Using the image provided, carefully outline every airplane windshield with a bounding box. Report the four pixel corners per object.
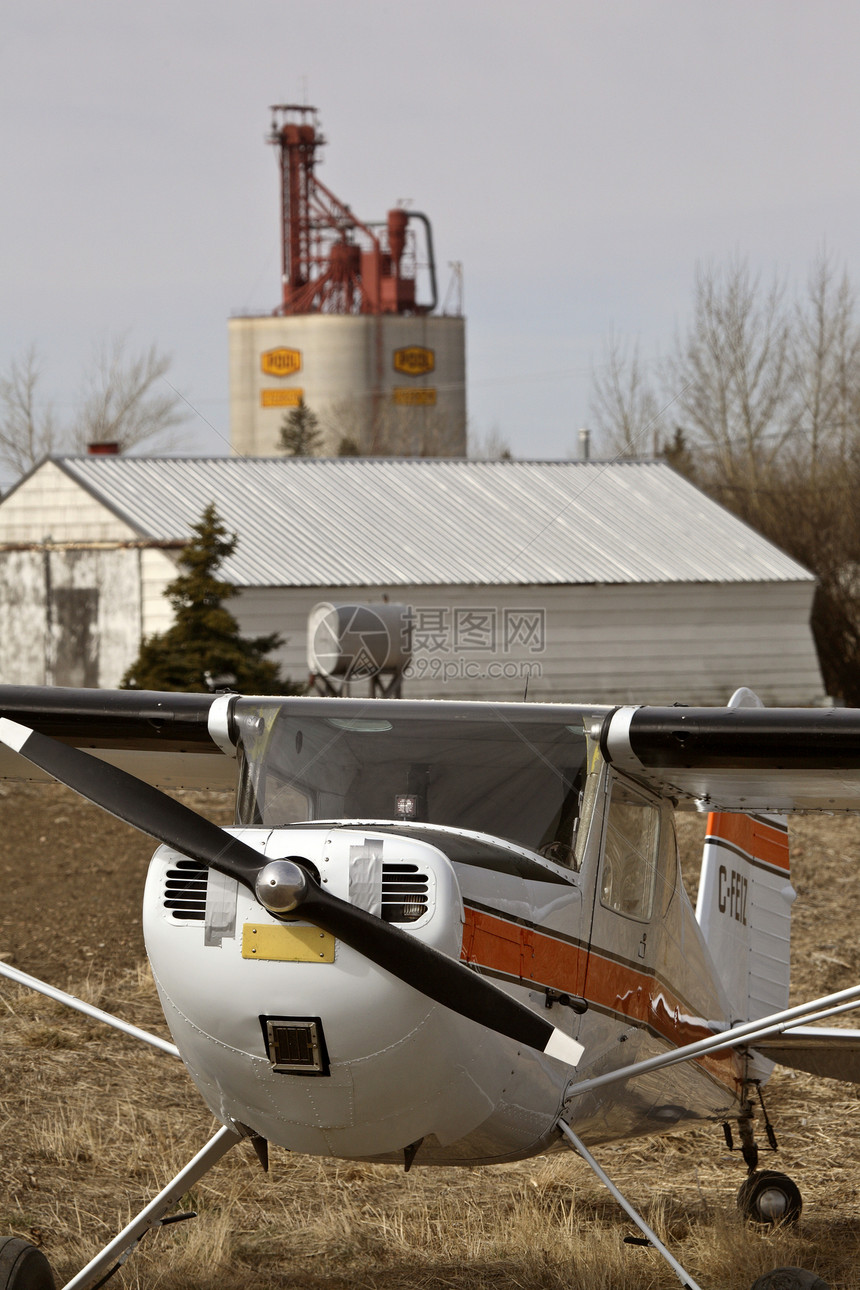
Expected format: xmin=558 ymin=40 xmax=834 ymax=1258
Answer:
xmin=234 ymin=701 xmax=590 ymax=863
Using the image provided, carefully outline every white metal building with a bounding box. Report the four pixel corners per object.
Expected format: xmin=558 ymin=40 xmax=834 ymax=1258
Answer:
xmin=0 ymin=456 xmax=825 ymax=704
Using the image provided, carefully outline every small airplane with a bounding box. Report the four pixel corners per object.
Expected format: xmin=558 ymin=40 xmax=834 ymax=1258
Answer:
xmin=2 ymin=680 xmax=860 ymax=1290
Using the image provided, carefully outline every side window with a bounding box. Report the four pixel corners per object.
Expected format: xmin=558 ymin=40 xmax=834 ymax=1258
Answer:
xmin=600 ymin=780 xmax=660 ymax=921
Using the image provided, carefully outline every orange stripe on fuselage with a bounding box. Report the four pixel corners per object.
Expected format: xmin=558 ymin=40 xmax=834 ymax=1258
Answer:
xmin=706 ymin=813 xmax=789 ymax=872
xmin=461 ymin=906 xmax=588 ymax=992
xmin=461 ymin=905 xmax=741 ymax=1092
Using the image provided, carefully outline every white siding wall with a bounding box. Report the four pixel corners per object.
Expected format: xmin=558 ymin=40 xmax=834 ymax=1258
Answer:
xmin=0 ymin=552 xmax=48 ymax=684
xmin=0 ymin=563 xmax=824 ymax=703
xmin=544 ymin=582 xmax=822 ymax=705
xmin=88 ymin=549 xmax=144 ymax=685
xmin=0 ymin=548 xmax=142 ymax=687
xmin=0 ymin=462 xmax=137 ymax=543
xmin=140 ymin=548 xmax=179 ymax=637
xmin=0 ymin=465 xmax=825 ymax=703
xmin=230 ymin=580 xmax=825 ymax=706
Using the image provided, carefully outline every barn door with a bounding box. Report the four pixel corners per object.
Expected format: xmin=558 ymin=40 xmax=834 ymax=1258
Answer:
xmin=51 ymin=587 xmax=99 ymax=687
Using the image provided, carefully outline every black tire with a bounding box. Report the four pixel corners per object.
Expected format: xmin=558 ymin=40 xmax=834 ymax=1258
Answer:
xmin=738 ymin=1170 xmax=802 ymax=1227
xmin=0 ymin=1239 xmax=55 ymax=1290
xmin=750 ymin=1268 xmax=830 ymax=1290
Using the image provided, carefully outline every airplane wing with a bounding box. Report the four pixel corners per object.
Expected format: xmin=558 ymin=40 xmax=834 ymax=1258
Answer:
xmin=754 ymin=1027 xmax=860 ymax=1083
xmin=0 ymin=685 xmax=235 ymax=790
xmin=600 ymin=705 xmax=860 ymax=812
xmin=5 ymin=687 xmax=860 ymax=807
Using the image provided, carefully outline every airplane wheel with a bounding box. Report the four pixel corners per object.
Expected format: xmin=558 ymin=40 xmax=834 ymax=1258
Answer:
xmin=738 ymin=1170 xmax=802 ymax=1227
xmin=750 ymin=1268 xmax=830 ymax=1290
xmin=0 ymin=1239 xmax=55 ymax=1290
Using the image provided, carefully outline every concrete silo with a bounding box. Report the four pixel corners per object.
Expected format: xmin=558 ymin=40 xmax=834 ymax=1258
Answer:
xmin=229 ymin=106 xmax=466 ymax=458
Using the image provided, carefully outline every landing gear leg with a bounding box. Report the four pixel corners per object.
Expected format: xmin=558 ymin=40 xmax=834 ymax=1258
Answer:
xmin=51 ymin=1119 xmax=241 ymax=1290
xmin=737 ymin=1095 xmax=760 ymax=1172
xmin=727 ymin=1088 xmax=820 ymax=1288
xmin=730 ymin=1083 xmax=803 ymax=1230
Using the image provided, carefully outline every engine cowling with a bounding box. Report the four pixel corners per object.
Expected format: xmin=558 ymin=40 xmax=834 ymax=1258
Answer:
xmin=143 ymin=825 xmax=512 ymax=1157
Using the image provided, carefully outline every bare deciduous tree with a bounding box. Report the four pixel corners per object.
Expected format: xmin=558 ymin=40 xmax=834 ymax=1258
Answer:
xmin=589 ymin=333 xmax=662 ymax=458
xmin=72 ymin=336 xmax=185 ymax=453
xmin=665 ymin=257 xmax=796 ymax=489
xmin=789 ymin=250 xmax=860 ymax=473
xmin=0 ymin=346 xmax=59 ymax=478
xmin=0 ymin=337 xmax=186 ymax=482
xmin=467 ymin=425 xmax=513 ymax=460
xmin=590 ymin=251 xmax=860 ymax=702
xmin=322 ymin=395 xmax=465 ymax=458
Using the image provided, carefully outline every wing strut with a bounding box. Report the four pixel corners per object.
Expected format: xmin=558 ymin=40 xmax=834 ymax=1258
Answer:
xmin=556 ymin=1121 xmax=704 ymax=1290
xmin=0 ymin=960 xmax=180 ymax=1058
xmin=564 ymin=981 xmax=860 ymax=1102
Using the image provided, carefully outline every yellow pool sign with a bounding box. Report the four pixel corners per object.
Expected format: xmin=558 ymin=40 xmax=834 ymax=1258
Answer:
xmin=393 ymin=346 xmax=435 ymax=377
xmin=261 ymin=388 xmax=304 ymax=408
xmin=393 ymin=387 xmax=437 ymax=406
xmin=261 ymin=348 xmax=302 ymax=377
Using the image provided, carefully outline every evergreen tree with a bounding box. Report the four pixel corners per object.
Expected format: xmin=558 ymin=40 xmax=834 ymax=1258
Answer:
xmin=336 ymin=433 xmax=361 ymax=457
xmin=121 ymin=503 xmax=290 ymax=693
xmin=658 ymin=427 xmax=697 ymax=482
xmin=279 ymin=398 xmax=323 ymax=456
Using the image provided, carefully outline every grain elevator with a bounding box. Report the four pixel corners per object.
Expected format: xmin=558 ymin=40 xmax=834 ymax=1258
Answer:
xmin=229 ymin=106 xmax=466 ymax=457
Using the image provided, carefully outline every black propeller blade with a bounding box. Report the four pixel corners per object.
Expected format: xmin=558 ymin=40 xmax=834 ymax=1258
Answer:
xmin=0 ymin=716 xmax=584 ymax=1068
xmin=0 ymin=718 xmax=264 ymax=885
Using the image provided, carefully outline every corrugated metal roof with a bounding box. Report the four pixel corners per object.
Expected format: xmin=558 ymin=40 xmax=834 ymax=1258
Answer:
xmin=54 ymin=457 xmax=813 ymax=588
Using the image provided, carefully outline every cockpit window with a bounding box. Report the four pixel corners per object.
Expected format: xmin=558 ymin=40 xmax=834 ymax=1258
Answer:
xmin=235 ymin=703 xmax=588 ymax=862
xmin=600 ymin=779 xmax=660 ymax=921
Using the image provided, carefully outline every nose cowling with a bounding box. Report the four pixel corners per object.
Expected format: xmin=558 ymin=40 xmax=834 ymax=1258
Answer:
xmin=143 ymin=826 xmax=511 ymax=1156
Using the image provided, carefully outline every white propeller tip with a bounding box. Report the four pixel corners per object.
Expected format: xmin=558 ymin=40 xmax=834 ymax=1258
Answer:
xmin=544 ymin=1029 xmax=585 ymax=1068
xmin=0 ymin=717 xmax=31 ymax=753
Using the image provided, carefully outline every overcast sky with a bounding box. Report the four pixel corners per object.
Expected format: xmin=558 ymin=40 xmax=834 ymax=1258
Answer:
xmin=3 ymin=1 xmax=860 ymax=472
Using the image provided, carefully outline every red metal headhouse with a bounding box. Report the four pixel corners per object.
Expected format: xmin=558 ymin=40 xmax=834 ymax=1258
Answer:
xmin=269 ymin=104 xmax=437 ymax=318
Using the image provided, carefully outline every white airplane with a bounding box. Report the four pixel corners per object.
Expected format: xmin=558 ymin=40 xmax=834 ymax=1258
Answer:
xmin=0 ymin=682 xmax=858 ymax=1290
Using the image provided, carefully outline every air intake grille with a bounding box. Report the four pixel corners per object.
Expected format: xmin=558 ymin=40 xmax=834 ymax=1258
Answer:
xmin=381 ymin=863 xmax=429 ymax=923
xmin=163 ymin=859 xmax=208 ymax=921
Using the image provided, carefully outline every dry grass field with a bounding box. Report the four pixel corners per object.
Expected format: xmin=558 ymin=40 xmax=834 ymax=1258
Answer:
xmin=2 ymin=782 xmax=860 ymax=1289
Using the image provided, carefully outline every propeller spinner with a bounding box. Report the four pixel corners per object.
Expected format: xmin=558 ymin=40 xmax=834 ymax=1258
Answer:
xmin=0 ymin=716 xmax=584 ymax=1068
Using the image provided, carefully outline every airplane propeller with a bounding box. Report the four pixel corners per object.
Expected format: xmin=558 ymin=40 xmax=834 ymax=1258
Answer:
xmin=0 ymin=717 xmax=584 ymax=1068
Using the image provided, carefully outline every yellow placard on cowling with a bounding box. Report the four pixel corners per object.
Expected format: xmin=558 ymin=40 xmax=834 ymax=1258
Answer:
xmin=242 ymin=923 xmax=335 ymax=962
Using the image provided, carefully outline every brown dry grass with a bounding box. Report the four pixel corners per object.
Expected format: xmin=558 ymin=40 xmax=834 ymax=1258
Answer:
xmin=2 ymin=788 xmax=860 ymax=1289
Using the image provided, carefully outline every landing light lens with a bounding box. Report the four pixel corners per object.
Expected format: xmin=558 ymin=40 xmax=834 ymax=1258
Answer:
xmin=263 ymin=1018 xmax=328 ymax=1075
